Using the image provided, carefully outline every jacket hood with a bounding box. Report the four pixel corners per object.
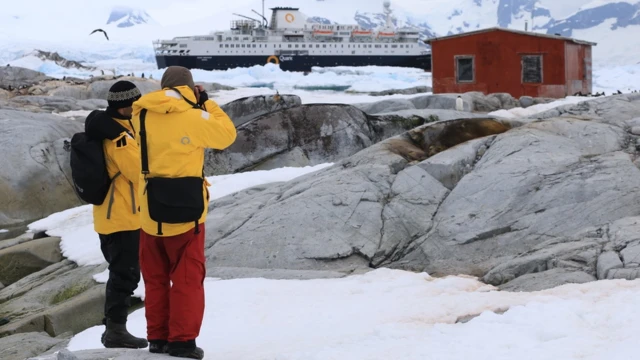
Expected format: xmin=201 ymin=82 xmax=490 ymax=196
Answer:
xmin=132 ymin=85 xmax=198 ymax=116
xmin=85 ymin=109 xmax=129 ymax=141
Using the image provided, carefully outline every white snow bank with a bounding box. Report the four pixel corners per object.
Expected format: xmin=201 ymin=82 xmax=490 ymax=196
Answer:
xmin=67 ymin=268 xmax=640 ymax=359
xmin=489 ymin=96 xmax=604 ymax=119
xmin=28 ymin=164 xmax=333 ymax=267
xmin=0 ymin=229 xmax=8 ymax=233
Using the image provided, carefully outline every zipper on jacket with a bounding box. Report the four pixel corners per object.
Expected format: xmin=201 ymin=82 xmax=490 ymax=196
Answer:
xmin=106 ymin=172 xmax=122 ymax=220
xmin=129 ymin=181 xmax=136 ymax=214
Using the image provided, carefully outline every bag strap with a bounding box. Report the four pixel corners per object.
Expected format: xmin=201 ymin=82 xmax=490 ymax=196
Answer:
xmin=139 ymin=109 xmax=149 ymax=175
xmin=169 ymin=87 xmax=201 ymax=109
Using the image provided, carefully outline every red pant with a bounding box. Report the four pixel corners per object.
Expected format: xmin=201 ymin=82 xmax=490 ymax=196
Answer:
xmin=139 ymin=226 xmax=206 ymax=342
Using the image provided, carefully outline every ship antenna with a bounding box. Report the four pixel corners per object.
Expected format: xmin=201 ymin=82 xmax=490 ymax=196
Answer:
xmin=383 ymin=0 xmax=392 ymax=28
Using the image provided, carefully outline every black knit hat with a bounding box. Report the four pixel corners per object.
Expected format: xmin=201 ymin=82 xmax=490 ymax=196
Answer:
xmin=107 ymin=81 xmax=142 ymax=109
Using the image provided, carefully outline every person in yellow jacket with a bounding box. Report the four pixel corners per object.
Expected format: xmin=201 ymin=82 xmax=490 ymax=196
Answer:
xmin=130 ymin=66 xmax=236 ymax=359
xmin=84 ymin=80 xmax=148 ymax=349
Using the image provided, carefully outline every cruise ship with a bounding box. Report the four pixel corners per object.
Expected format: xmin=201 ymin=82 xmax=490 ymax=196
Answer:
xmin=152 ymin=1 xmax=431 ymax=72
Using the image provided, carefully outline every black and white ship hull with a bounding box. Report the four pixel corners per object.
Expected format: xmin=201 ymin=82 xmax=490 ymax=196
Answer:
xmin=153 ymin=3 xmax=432 ymax=73
xmin=155 ymin=54 xmax=432 ymax=72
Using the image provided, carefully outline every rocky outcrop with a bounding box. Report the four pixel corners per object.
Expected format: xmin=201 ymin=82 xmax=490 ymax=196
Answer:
xmin=0 ymin=237 xmax=63 ymax=286
xmin=204 ymin=103 xmax=443 ymax=175
xmin=0 ymin=332 xmax=71 ymax=360
xmin=220 ymin=94 xmax=302 ymax=127
xmin=349 ymin=86 xmax=433 ymax=96
xmin=8 ymin=96 xmax=107 ymax=113
xmin=0 ymin=110 xmax=82 ymax=229
xmin=0 ymin=259 xmax=106 ymax=338
xmin=0 ymin=67 xmax=52 ymax=90
xmin=199 ymin=94 xmax=640 ymax=291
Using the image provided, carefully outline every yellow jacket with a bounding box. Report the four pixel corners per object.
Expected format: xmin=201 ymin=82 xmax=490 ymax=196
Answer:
xmin=85 ymin=110 xmax=141 ymax=235
xmin=131 ymin=86 xmax=237 ymax=237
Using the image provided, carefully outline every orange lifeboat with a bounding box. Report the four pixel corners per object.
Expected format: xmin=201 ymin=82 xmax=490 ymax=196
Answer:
xmin=352 ymin=29 xmax=373 ymax=36
xmin=377 ymin=31 xmax=396 ymax=37
xmin=313 ymin=29 xmax=334 ymax=36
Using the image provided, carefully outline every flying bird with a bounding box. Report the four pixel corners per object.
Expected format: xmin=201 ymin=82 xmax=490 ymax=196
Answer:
xmin=90 ymin=29 xmax=109 ymax=40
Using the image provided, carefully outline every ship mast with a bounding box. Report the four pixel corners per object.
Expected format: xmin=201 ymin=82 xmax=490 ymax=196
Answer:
xmin=383 ymin=0 xmax=393 ymax=28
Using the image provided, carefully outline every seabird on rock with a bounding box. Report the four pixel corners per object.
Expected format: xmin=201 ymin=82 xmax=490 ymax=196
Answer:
xmin=455 ymin=95 xmax=464 ymax=111
xmin=90 ymin=28 xmax=109 ymax=40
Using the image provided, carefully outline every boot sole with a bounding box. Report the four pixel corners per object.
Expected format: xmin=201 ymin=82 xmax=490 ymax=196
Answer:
xmin=103 ymin=341 xmax=149 ymax=349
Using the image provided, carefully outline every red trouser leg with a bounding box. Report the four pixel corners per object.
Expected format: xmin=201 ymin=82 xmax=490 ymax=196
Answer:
xmin=163 ymin=226 xmax=206 ymax=342
xmin=140 ymin=230 xmax=171 ymax=341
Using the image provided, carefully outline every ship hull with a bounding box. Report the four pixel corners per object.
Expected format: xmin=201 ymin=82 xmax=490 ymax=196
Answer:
xmin=155 ymin=54 xmax=431 ymax=72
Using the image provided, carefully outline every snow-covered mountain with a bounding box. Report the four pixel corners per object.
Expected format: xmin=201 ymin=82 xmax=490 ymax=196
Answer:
xmin=106 ymin=6 xmax=155 ymax=28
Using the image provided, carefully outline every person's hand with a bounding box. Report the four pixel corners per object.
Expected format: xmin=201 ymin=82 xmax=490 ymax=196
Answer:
xmin=195 ymin=85 xmax=208 ymax=106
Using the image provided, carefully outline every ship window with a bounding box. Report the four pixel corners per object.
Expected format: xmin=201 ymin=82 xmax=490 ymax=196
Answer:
xmin=323 ymin=45 xmax=326 ymax=48
xmin=180 ymin=44 xmax=187 ymax=48
xmin=316 ymin=44 xmax=320 ymax=48
xmin=522 ymin=55 xmax=543 ymax=83
xmin=220 ymin=44 xmax=223 ymax=48
xmin=391 ymin=45 xmax=397 ymax=48
xmin=253 ymin=44 xmax=256 ymax=48
xmin=456 ymin=56 xmax=475 ymax=83
xmin=295 ymin=45 xmax=299 ymax=48
xmin=241 ymin=44 xmax=245 ymax=48
xmin=385 ymin=45 xmax=388 ymax=48
xmin=302 ymin=44 xmax=305 ymax=48
xmin=288 ymin=44 xmax=292 ymax=48
xmin=225 ymin=44 xmax=229 ymax=48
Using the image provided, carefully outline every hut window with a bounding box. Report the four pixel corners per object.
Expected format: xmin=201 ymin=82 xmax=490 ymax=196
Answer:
xmin=456 ymin=56 xmax=474 ymax=82
xmin=522 ymin=55 xmax=543 ymax=83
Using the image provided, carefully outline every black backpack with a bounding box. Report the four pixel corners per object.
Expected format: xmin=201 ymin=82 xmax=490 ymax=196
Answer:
xmin=70 ymin=132 xmax=112 ymax=205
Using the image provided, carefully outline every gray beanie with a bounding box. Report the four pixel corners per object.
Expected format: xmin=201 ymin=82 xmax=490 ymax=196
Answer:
xmin=160 ymin=66 xmax=195 ymax=92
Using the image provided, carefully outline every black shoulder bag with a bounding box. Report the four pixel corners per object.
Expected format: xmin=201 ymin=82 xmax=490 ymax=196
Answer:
xmin=139 ymin=106 xmax=204 ymax=236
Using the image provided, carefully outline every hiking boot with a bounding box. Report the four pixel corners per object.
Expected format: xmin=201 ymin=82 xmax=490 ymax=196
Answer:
xmin=167 ymin=340 xmax=204 ymax=359
xmin=102 ymin=319 xmax=148 ymax=349
xmin=149 ymin=339 xmax=169 ymax=354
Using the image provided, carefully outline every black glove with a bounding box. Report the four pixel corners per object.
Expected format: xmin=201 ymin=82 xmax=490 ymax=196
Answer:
xmin=197 ymin=90 xmax=209 ymax=107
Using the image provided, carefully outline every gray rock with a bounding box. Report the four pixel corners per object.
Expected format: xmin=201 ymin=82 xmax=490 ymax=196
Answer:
xmin=352 ymin=85 xmax=433 ymax=96
xmin=410 ymin=94 xmax=472 ymax=112
xmin=0 ymin=332 xmax=67 ymax=360
xmin=0 ymin=260 xmax=106 ymax=337
xmin=0 ymin=237 xmax=63 ymax=286
xmin=88 ymin=78 xmax=159 ymax=100
xmin=8 ymin=96 xmax=107 ymax=112
xmin=489 ymin=93 xmax=520 ymax=110
xmin=205 ymin=103 xmax=436 ymax=175
xmin=631 ymin=126 xmax=640 ymax=136
xmin=596 ymin=251 xmax=624 ymax=279
xmin=606 ymin=267 xmax=640 ymax=280
xmin=606 ymin=216 xmax=640 ymax=251
xmin=624 ymin=117 xmax=640 ymax=128
xmin=498 ymin=268 xmax=596 ymax=292
xmin=249 ymin=146 xmax=311 ymax=172
xmin=418 ymin=136 xmax=496 ymax=190
xmin=220 ymin=94 xmax=302 ymax=127
xmin=204 ymin=118 xmax=511 ymax=273
xmin=519 ymin=96 xmax=534 ymax=108
xmin=55 ymin=349 xmax=80 ymax=360
xmin=621 ymin=245 xmax=640 ymax=267
xmin=0 ymin=67 xmax=52 ymax=90
xmin=39 ymin=348 xmax=164 ymax=360
xmin=0 ymin=280 xmax=4 ymax=290
xmin=0 ymin=110 xmax=83 ymax=229
xmin=354 ymin=98 xmax=417 ymax=114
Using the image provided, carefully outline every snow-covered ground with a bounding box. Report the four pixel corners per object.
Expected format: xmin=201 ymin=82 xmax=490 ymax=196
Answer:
xmin=67 ymin=268 xmax=640 ymax=359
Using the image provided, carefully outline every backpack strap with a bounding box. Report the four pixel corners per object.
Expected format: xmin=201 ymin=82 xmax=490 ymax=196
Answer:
xmin=139 ymin=109 xmax=163 ymax=235
xmin=139 ymin=109 xmax=149 ymax=176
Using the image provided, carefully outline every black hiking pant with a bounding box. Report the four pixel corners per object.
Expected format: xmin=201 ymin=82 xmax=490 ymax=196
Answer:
xmin=99 ymin=229 xmax=141 ymax=325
